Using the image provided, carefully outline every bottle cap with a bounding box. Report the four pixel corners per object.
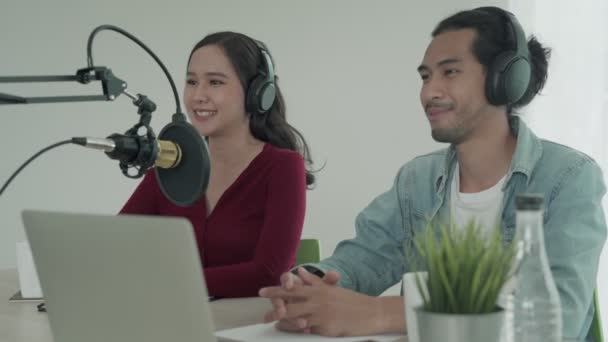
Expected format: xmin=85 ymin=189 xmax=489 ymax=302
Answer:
xmin=516 ymin=193 xmax=544 ymax=210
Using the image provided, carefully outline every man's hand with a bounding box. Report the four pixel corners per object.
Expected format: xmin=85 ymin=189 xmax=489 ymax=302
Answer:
xmin=259 ymin=267 xmax=388 ymax=337
xmin=261 ymin=267 xmax=340 ymax=333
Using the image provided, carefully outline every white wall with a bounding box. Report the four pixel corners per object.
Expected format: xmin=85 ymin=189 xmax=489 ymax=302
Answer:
xmin=1 ymin=0 xmax=507 ymax=270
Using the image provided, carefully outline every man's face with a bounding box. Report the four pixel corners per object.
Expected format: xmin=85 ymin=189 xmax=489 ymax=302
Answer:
xmin=418 ymin=29 xmax=492 ymax=144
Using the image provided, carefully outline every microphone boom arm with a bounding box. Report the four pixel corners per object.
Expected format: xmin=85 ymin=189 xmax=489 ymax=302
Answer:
xmin=0 ymin=67 xmax=127 ymax=105
xmin=0 ymin=65 xmax=160 ymax=179
xmin=0 ymin=25 xmax=209 ymax=206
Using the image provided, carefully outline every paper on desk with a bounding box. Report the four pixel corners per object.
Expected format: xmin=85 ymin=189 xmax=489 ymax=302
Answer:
xmin=215 ymin=322 xmax=404 ymax=341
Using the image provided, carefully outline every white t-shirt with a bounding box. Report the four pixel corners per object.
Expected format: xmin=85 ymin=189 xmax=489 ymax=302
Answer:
xmin=450 ymin=163 xmax=507 ymax=234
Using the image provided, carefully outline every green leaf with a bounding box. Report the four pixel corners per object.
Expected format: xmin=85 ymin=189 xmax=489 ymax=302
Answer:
xmin=413 ymin=218 xmax=514 ymax=314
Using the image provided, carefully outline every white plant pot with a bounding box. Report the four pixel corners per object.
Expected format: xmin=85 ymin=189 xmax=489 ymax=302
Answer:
xmin=415 ymin=307 xmax=506 ymax=342
xmin=402 ymin=272 xmax=428 ymax=342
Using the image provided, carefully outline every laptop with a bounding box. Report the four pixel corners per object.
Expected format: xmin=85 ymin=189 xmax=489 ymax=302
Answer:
xmin=22 ymin=210 xmax=216 ymax=342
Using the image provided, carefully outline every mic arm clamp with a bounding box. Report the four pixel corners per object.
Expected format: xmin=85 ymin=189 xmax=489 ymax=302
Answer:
xmin=113 ymin=91 xmax=159 ymax=179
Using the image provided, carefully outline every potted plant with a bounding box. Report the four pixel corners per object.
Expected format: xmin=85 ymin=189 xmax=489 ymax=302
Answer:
xmin=411 ymin=220 xmax=516 ymax=342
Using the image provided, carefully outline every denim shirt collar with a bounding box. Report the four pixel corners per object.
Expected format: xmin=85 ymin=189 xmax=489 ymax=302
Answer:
xmin=506 ymin=116 xmax=543 ymax=185
xmin=433 ymin=115 xmax=543 ymax=195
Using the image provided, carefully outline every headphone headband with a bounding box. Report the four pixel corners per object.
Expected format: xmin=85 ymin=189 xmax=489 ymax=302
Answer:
xmin=254 ymin=40 xmax=275 ymax=83
xmin=474 ymin=6 xmax=532 ymax=105
xmin=246 ymin=39 xmax=277 ymax=114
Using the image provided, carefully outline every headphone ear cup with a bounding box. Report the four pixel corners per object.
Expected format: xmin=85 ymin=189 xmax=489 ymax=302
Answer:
xmin=246 ymin=75 xmax=276 ymax=115
xmin=246 ymin=75 xmax=264 ymax=114
xmin=258 ymin=80 xmax=276 ymax=113
xmin=502 ymin=56 xmax=531 ymax=104
xmin=485 ymin=51 xmax=515 ymax=105
xmin=486 ymin=51 xmax=532 ymax=106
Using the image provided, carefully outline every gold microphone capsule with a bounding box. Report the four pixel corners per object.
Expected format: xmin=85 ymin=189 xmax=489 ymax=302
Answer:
xmin=155 ymin=140 xmax=182 ymax=169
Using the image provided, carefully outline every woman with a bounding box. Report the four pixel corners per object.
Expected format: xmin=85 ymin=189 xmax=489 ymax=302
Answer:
xmin=120 ymin=31 xmax=314 ymax=297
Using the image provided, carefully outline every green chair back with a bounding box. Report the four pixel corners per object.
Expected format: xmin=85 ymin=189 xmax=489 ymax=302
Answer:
xmin=295 ymin=239 xmax=321 ymax=265
xmin=591 ymin=290 xmax=603 ymax=342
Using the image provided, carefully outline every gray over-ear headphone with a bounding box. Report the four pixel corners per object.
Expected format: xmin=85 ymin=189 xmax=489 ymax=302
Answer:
xmin=245 ymin=40 xmax=277 ymax=115
xmin=476 ymin=7 xmax=531 ymax=106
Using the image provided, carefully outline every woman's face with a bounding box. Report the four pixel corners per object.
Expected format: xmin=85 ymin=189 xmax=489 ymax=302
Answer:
xmin=184 ymin=44 xmax=248 ymax=138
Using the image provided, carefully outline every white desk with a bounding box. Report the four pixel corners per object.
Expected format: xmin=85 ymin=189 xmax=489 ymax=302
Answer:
xmin=0 ymin=268 xmax=272 ymax=341
xmin=0 ymin=269 xmax=407 ymax=342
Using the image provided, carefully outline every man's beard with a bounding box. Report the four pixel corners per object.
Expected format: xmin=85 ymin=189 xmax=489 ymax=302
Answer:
xmin=431 ymin=125 xmax=471 ymax=144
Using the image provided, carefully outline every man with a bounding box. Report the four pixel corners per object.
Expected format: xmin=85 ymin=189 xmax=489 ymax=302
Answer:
xmin=260 ymin=7 xmax=606 ymax=340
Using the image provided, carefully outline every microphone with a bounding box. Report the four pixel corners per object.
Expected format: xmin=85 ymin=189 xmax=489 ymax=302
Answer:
xmin=71 ymin=115 xmax=210 ymax=207
xmin=71 ymin=135 xmax=182 ymax=168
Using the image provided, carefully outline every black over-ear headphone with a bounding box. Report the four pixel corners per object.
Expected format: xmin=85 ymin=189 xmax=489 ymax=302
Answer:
xmin=475 ymin=7 xmax=531 ymax=106
xmin=246 ymin=40 xmax=277 ymax=115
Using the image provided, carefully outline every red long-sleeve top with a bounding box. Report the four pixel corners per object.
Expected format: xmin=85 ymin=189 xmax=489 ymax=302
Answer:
xmin=119 ymin=143 xmax=306 ymax=297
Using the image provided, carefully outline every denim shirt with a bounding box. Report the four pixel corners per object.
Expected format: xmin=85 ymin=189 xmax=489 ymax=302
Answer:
xmin=313 ymin=117 xmax=606 ymax=341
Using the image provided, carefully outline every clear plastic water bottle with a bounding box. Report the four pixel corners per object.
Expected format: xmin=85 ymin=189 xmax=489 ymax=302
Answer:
xmin=512 ymin=194 xmax=562 ymax=341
